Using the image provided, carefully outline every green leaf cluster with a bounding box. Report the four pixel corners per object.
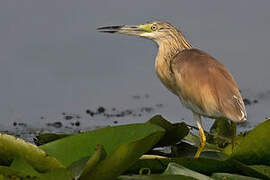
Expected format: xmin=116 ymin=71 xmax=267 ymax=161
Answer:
xmin=0 ymin=115 xmax=269 ymax=180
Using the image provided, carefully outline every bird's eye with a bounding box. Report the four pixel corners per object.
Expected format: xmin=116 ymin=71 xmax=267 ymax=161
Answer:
xmin=151 ymin=24 xmax=158 ymax=31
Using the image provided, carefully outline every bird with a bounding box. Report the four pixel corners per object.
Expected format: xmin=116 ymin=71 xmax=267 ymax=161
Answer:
xmin=97 ymin=20 xmax=247 ymax=158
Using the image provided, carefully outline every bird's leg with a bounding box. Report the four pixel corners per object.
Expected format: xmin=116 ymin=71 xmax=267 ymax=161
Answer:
xmin=231 ymin=121 xmax=237 ymax=152
xmin=194 ymin=113 xmax=206 ymax=158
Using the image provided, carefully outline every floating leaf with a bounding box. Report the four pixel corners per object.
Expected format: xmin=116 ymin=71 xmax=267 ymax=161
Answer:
xmin=171 ymin=141 xmax=226 ymax=158
xmin=119 ymin=174 xmax=196 ymax=180
xmin=10 ymin=157 xmax=39 ymax=177
xmin=0 ymin=159 xmax=72 ymax=180
xmin=34 ymin=133 xmax=70 ymax=146
xmin=127 ymin=157 xmax=268 ymax=179
xmin=163 ymin=162 xmax=212 ymax=180
xmin=208 ymin=118 xmax=235 ymax=148
xmin=211 ymin=173 xmax=261 ymax=180
xmin=0 ymin=166 xmax=30 ymax=179
xmin=223 ymin=132 xmax=247 ymax=155
xmin=0 ymin=133 xmax=64 ymax=172
xmin=37 ymin=168 xmax=72 ymax=180
xmin=171 ymin=142 xmax=198 ymax=157
xmin=146 ymin=115 xmax=189 ymax=147
xmin=67 ymin=157 xmax=89 ymax=178
xmin=249 ymin=165 xmax=270 ymax=178
xmin=183 ymin=132 xmax=221 ymax=153
xmin=82 ymin=130 xmax=164 ymax=180
xmin=40 ymin=124 xmax=164 ymax=167
xmin=79 ymin=144 xmax=106 ymax=180
xmin=229 ymin=119 xmax=270 ymax=165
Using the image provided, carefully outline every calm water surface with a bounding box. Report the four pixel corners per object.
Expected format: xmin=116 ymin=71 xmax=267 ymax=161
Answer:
xmin=0 ymin=0 xmax=270 ymax=135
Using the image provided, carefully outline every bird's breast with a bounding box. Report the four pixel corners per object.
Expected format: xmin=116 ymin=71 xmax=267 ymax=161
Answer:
xmin=155 ymin=57 xmax=178 ymax=94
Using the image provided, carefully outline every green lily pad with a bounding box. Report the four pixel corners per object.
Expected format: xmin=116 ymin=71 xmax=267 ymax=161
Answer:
xmin=146 ymin=115 xmax=189 ymax=147
xmin=76 ymin=144 xmax=105 ymax=179
xmin=211 ymin=173 xmax=261 ymax=180
xmin=0 ymin=133 xmax=64 ymax=172
xmin=183 ymin=132 xmax=221 ymax=153
xmin=0 ymin=166 xmax=31 ymax=179
xmin=127 ymin=156 xmax=268 ymax=179
xmin=40 ymin=123 xmax=164 ymax=167
xmin=249 ymin=165 xmax=270 ymax=178
xmin=223 ymin=132 xmax=247 ymax=155
xmin=119 ymin=174 xmax=197 ymax=180
xmin=10 ymin=157 xmax=40 ymax=177
xmin=34 ymin=133 xmax=70 ymax=146
xmin=208 ymin=118 xmax=235 ymax=148
xmin=0 ymin=158 xmax=72 ymax=180
xmin=163 ymin=162 xmax=212 ymax=180
xmin=83 ymin=130 xmax=164 ymax=180
xmin=229 ymin=119 xmax=270 ymax=165
xmin=67 ymin=157 xmax=89 ymax=178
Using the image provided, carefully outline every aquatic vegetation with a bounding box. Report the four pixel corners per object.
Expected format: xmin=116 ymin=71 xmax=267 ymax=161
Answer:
xmin=0 ymin=115 xmax=269 ymax=179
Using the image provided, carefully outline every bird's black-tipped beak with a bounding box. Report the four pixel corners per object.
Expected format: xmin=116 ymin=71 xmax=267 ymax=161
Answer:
xmin=97 ymin=25 xmax=125 ymax=33
xmin=97 ymin=25 xmax=147 ymax=36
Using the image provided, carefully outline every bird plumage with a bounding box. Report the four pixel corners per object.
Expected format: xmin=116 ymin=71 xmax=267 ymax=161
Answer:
xmin=98 ymin=20 xmax=247 ymax=157
xmin=170 ymin=49 xmax=247 ymax=122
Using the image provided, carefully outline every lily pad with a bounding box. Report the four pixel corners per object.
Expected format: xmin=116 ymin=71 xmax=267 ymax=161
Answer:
xmin=249 ymin=165 xmax=270 ymax=178
xmin=0 ymin=166 xmax=31 ymax=179
xmin=146 ymin=115 xmax=189 ymax=147
xmin=84 ymin=131 xmax=164 ymax=180
xmin=0 ymin=133 xmax=64 ymax=172
xmin=40 ymin=123 xmax=164 ymax=167
xmin=208 ymin=118 xmax=235 ymax=148
xmin=78 ymin=144 xmax=106 ymax=179
xmin=229 ymin=119 xmax=270 ymax=165
xmin=34 ymin=133 xmax=70 ymax=146
xmin=211 ymin=173 xmax=261 ymax=180
xmin=183 ymin=132 xmax=221 ymax=153
xmin=163 ymin=162 xmax=212 ymax=180
xmin=10 ymin=157 xmax=40 ymax=177
xmin=119 ymin=174 xmax=197 ymax=180
xmin=0 ymin=158 xmax=72 ymax=180
xmin=127 ymin=156 xmax=268 ymax=179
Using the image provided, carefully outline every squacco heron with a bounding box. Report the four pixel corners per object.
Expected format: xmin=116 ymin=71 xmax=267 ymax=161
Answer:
xmin=97 ymin=20 xmax=247 ymax=158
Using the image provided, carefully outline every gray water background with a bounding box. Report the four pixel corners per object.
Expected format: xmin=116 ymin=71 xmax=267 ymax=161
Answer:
xmin=0 ymin=0 xmax=270 ymax=134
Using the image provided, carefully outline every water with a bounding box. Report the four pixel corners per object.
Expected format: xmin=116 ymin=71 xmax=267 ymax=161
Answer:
xmin=0 ymin=0 xmax=269 ymax=136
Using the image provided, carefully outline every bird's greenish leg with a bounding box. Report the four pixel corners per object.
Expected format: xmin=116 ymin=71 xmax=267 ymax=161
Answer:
xmin=194 ymin=113 xmax=206 ymax=158
xmin=231 ymin=121 xmax=237 ymax=152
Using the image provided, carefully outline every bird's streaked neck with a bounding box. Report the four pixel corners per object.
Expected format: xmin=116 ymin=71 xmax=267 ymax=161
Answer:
xmin=155 ymin=30 xmax=192 ymax=62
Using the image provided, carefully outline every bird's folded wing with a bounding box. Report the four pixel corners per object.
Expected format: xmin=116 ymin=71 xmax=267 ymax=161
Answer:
xmin=171 ymin=49 xmax=247 ymax=122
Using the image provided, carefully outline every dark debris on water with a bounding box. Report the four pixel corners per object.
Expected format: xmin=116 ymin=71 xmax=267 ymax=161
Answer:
xmin=132 ymin=94 xmax=150 ymax=100
xmin=85 ymin=104 xmax=162 ymax=118
xmin=62 ymin=113 xmax=81 ymax=120
xmin=243 ymin=98 xmax=258 ymax=106
xmin=13 ymin=122 xmax=27 ymax=127
xmin=46 ymin=122 xmax=63 ymax=128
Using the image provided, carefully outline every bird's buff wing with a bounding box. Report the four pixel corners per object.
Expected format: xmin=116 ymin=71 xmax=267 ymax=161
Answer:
xmin=171 ymin=49 xmax=247 ymax=122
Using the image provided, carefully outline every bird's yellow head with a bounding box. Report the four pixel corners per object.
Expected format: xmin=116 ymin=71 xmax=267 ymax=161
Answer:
xmin=97 ymin=20 xmax=179 ymax=44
